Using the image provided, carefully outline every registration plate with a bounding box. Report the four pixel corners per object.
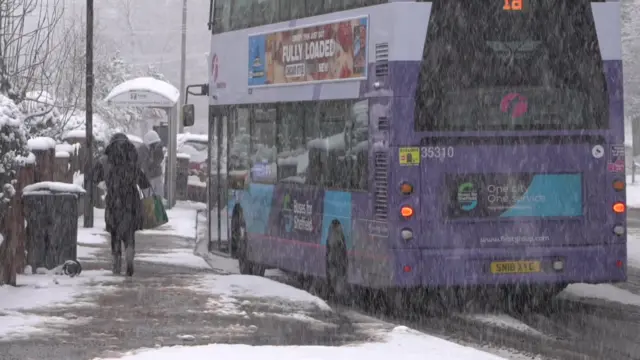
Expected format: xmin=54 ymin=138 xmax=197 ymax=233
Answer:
xmin=490 ymin=261 xmax=541 ymax=274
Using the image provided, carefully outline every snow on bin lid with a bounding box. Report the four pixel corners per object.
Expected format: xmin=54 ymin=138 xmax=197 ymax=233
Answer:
xmin=55 ymin=151 xmax=70 ymax=158
xmin=23 ymin=181 xmax=85 ymax=195
xmin=27 ymin=137 xmax=56 ymax=151
xmin=177 ymin=152 xmax=191 ymax=159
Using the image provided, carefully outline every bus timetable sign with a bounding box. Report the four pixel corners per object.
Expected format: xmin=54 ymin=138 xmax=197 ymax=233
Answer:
xmin=247 ymin=16 xmax=368 ymax=87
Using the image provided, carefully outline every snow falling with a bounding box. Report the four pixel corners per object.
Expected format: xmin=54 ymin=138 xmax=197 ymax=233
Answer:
xmin=1 ymin=1 xmax=640 ymax=360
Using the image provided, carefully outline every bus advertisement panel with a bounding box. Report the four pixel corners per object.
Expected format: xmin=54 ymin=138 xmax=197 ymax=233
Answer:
xmin=248 ymin=17 xmax=368 ymax=87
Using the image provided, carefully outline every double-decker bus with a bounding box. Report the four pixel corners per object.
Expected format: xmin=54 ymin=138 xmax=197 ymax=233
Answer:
xmin=196 ymin=0 xmax=626 ymax=309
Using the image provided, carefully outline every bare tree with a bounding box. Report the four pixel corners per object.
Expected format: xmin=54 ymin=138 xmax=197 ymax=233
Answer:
xmin=0 ymin=0 xmax=67 ymax=101
xmin=20 ymin=9 xmax=115 ymax=139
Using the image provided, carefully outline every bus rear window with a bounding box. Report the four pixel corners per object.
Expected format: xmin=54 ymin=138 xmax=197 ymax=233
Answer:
xmin=414 ymin=0 xmax=609 ymax=132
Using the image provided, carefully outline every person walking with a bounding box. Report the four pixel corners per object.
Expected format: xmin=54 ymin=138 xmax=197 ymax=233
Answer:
xmin=93 ymin=133 xmax=151 ymax=276
xmin=139 ymin=130 xmax=165 ymax=198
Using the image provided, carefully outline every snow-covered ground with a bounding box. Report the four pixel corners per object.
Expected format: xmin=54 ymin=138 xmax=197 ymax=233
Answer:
xmin=136 ymin=248 xmax=211 ymax=270
xmin=94 ymin=325 xmax=506 ymax=360
xmin=562 ymin=283 xmax=640 ymax=307
xmin=0 ymin=270 xmax=123 ymax=341
xmin=190 ymin=274 xmax=331 ymax=313
xmin=79 ymin=201 xmax=204 ymax=241
xmin=136 ymin=201 xmax=205 ymax=239
xmin=627 ymin=175 xmax=640 ymax=208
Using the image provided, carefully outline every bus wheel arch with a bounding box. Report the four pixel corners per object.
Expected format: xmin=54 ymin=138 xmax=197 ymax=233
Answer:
xmin=325 ymin=220 xmax=350 ymax=300
xmin=231 ymin=205 xmax=265 ymax=276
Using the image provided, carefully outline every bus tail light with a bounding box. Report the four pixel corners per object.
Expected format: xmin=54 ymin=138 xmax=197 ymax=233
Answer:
xmin=613 ymin=202 xmax=626 ymax=214
xmin=613 ymin=179 xmax=625 ymax=192
xmin=401 ymin=229 xmax=413 ymax=240
xmin=400 ymin=183 xmax=414 ymax=195
xmin=613 ymin=225 xmax=625 ymax=236
xmin=400 ymin=206 xmax=414 ymax=218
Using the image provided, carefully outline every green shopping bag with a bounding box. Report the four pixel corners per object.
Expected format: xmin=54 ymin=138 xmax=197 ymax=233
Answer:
xmin=141 ymin=193 xmax=169 ymax=229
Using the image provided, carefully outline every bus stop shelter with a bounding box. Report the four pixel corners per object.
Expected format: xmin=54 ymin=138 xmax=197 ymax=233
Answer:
xmin=104 ymin=77 xmax=180 ymax=209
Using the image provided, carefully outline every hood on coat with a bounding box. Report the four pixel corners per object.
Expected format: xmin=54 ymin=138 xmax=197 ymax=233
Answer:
xmin=143 ymin=130 xmax=161 ymax=146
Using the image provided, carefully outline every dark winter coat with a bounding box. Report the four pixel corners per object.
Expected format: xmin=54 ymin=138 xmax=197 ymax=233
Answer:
xmin=138 ymin=142 xmax=164 ymax=179
xmin=93 ymin=136 xmax=150 ymax=234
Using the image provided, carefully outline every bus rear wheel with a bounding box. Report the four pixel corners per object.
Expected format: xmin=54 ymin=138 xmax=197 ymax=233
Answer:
xmin=232 ymin=209 xmax=265 ymax=276
xmin=326 ymin=223 xmax=350 ymax=301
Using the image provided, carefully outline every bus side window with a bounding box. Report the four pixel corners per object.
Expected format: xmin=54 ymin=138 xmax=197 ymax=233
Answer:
xmin=306 ymin=0 xmax=323 ymax=17
xmin=306 ymin=148 xmax=324 ymax=187
xmin=347 ymin=99 xmax=369 ymax=191
xmin=213 ymin=0 xmax=231 ymax=33
xmin=277 ymin=103 xmax=308 ymax=183
xmin=250 ymin=105 xmax=277 ymax=184
xmin=323 ymin=0 xmax=344 ymax=13
xmin=231 ymin=0 xmax=251 ymax=30
xmin=252 ymin=0 xmax=278 ymax=27
xmin=279 ymin=0 xmax=290 ymax=23
xmin=291 ymin=1 xmax=305 ymax=20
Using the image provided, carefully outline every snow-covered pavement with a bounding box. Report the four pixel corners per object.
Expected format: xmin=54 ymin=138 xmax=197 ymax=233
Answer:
xmin=5 ymin=197 xmax=640 ymax=359
xmin=93 ymin=326 xmax=506 ymax=360
xmin=0 ymin=200 xmax=522 ymax=360
xmin=0 ymin=270 xmax=124 ymax=341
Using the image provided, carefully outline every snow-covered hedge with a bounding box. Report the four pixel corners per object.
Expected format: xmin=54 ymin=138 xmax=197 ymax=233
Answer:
xmin=0 ymin=94 xmax=29 ymax=191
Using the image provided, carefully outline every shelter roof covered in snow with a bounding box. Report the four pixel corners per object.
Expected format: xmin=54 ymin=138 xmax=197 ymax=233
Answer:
xmin=104 ymin=77 xmax=180 ymax=107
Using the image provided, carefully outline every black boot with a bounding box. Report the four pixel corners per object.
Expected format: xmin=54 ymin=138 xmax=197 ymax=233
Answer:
xmin=125 ymin=246 xmax=135 ymax=276
xmin=112 ymin=253 xmax=121 ymax=275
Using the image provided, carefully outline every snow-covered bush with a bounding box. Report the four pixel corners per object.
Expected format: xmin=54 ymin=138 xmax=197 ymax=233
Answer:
xmin=0 ymin=94 xmax=28 ymax=245
xmin=19 ymin=90 xmax=69 ymax=139
xmin=0 ymin=94 xmax=29 ymax=189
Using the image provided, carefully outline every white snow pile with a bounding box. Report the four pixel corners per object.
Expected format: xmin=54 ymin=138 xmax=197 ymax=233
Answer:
xmin=27 ymin=136 xmax=56 ymax=151
xmin=20 ymin=91 xmax=63 ymax=127
xmin=0 ymin=95 xmax=23 ymax=128
xmin=61 ymin=112 xmax=113 ymax=143
xmin=16 ymin=152 xmax=36 ymax=166
xmin=0 ymin=270 xmax=124 ymax=341
xmin=190 ymin=273 xmax=331 ymax=313
xmin=56 ymin=142 xmax=79 ymax=156
xmin=23 ymin=181 xmax=85 ymax=195
xmin=188 ymin=175 xmax=206 ymax=187
xmin=93 ymin=325 xmax=507 ymax=360
xmin=0 ymin=94 xmax=29 ymax=180
xmin=105 ymin=77 xmax=180 ymax=105
xmin=177 ymin=133 xmax=208 ymax=145
xmin=136 ymin=201 xmax=201 ymax=239
xmin=136 ymin=248 xmax=210 ymax=270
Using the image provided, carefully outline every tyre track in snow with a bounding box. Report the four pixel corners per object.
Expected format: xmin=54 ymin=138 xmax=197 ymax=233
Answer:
xmin=270 ymin=273 xmax=640 ymax=360
xmin=508 ymin=296 xmax=640 ymax=359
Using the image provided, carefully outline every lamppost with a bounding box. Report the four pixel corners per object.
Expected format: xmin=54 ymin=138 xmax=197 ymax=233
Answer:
xmin=83 ymin=0 xmax=95 ymax=228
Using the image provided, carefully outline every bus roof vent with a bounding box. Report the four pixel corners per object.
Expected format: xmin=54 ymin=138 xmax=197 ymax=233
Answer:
xmin=373 ymin=151 xmax=389 ymax=220
xmin=375 ymin=43 xmax=389 ymax=78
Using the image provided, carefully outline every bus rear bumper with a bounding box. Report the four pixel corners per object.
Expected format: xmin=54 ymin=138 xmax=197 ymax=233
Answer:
xmin=392 ymin=244 xmax=627 ymax=287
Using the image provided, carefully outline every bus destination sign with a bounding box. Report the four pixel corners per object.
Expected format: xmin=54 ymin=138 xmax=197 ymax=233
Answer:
xmin=247 ymin=16 xmax=368 ymax=87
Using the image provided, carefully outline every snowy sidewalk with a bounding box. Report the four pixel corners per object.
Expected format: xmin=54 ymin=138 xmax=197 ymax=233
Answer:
xmin=0 ymin=203 xmax=363 ymax=360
